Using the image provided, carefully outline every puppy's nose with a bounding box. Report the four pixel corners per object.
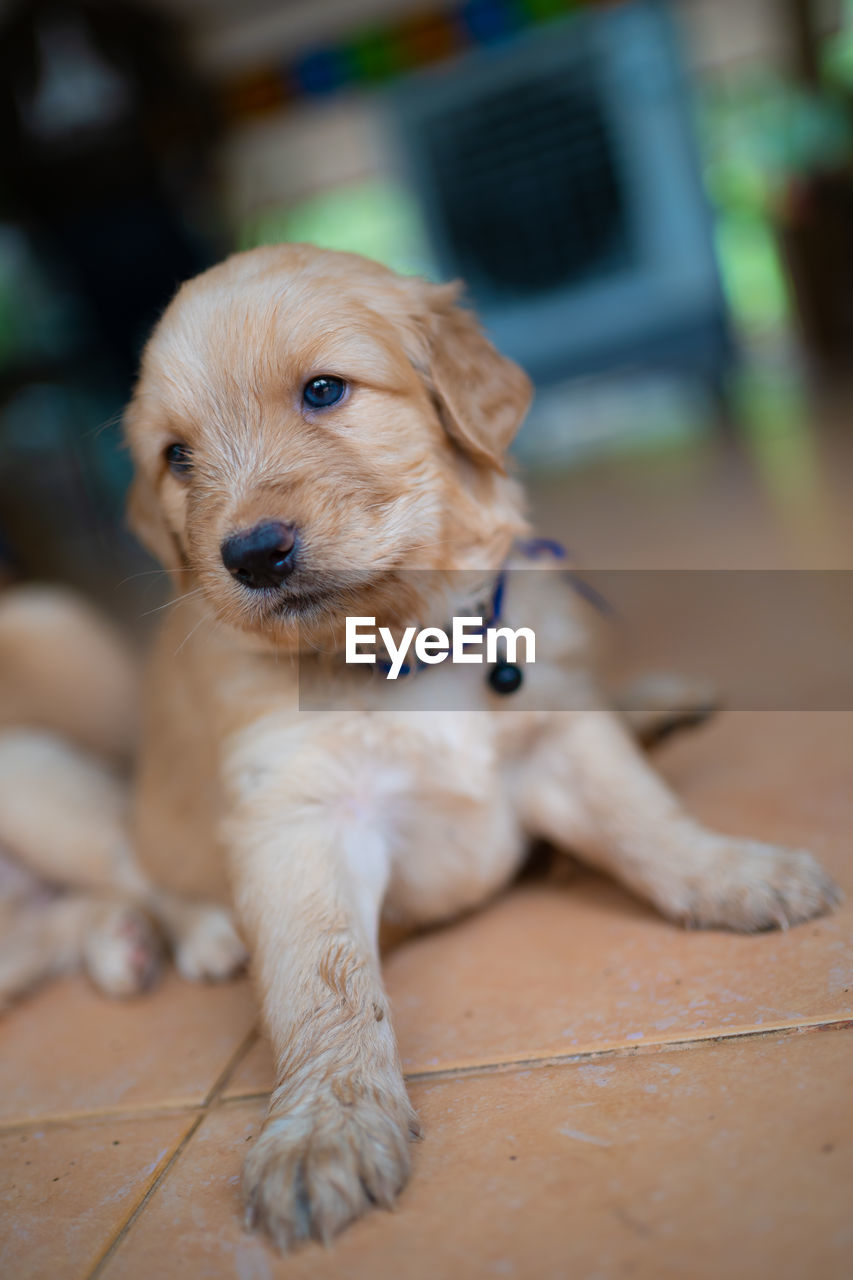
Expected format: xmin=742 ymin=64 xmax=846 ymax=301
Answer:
xmin=220 ymin=521 xmax=297 ymax=590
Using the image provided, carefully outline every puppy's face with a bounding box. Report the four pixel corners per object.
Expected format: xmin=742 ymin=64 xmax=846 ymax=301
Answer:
xmin=125 ymin=245 xmax=531 ymax=648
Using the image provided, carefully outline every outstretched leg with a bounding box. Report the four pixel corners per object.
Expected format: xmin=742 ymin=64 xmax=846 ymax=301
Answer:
xmin=518 ymin=710 xmax=840 ymax=931
xmin=224 ymin=730 xmax=417 ymax=1251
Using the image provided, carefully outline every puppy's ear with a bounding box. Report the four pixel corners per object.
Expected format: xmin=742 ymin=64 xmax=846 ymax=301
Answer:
xmin=416 ymin=282 xmax=533 ymax=471
xmin=127 ymin=471 xmax=182 ymax=571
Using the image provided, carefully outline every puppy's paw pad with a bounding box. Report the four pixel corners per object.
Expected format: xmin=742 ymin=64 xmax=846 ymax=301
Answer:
xmin=242 ymin=1089 xmax=417 ymax=1251
xmin=680 ymin=839 xmax=842 ymax=933
xmin=84 ymin=905 xmax=162 ymax=997
xmin=175 ymin=906 xmax=247 ymax=982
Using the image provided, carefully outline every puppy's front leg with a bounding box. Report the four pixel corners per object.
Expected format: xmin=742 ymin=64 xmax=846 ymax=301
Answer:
xmin=225 ymin=783 xmax=418 ymax=1251
xmin=521 ymin=711 xmax=840 ymax=931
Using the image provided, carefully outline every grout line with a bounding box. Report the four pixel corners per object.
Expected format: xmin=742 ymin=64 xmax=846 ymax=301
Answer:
xmin=86 ymin=1026 xmax=259 ymax=1280
xmin=400 ymin=1017 xmax=853 ymax=1085
xmin=205 ymin=1015 xmax=853 ymax=1101
xmin=0 ymin=1101 xmax=204 ymax=1135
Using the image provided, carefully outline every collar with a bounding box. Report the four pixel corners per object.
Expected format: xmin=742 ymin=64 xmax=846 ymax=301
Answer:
xmin=376 ymin=537 xmax=572 ymax=680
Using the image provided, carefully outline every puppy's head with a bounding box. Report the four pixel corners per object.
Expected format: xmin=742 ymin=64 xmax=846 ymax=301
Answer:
xmin=125 ymin=244 xmax=531 ymax=647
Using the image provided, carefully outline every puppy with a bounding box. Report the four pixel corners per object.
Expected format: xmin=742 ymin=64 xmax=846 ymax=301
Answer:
xmin=3 ymin=244 xmax=837 ymax=1251
xmin=114 ymin=243 xmax=841 ymax=1249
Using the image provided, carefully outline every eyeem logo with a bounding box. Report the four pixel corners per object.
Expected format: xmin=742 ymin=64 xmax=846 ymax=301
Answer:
xmin=346 ymin=617 xmax=536 ymax=680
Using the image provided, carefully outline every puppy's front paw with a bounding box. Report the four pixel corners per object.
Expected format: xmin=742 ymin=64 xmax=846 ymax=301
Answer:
xmin=243 ymin=1085 xmax=420 ymax=1252
xmin=675 ymin=837 xmax=842 ymax=932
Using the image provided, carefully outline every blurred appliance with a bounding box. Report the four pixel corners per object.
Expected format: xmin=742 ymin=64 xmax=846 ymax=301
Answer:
xmin=390 ymin=1 xmax=729 ymax=393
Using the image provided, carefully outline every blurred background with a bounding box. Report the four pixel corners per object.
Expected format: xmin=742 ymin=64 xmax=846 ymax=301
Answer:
xmin=0 ymin=0 xmax=851 ymax=612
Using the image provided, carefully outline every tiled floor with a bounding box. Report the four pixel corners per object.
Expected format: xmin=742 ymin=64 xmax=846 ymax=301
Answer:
xmin=2 ymin=420 xmax=852 ymax=1278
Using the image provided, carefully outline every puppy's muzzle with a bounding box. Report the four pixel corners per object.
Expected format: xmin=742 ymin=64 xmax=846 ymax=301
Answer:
xmin=221 ymin=521 xmax=297 ymax=590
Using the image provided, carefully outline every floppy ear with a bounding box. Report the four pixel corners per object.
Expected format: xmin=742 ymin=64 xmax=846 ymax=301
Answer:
xmin=127 ymin=471 xmax=183 ymax=571
xmin=417 ymin=282 xmax=533 ymax=471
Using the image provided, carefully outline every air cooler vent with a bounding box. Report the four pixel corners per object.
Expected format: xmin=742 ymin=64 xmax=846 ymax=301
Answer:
xmin=423 ymin=68 xmax=627 ymax=301
xmin=390 ymin=2 xmax=727 ymax=391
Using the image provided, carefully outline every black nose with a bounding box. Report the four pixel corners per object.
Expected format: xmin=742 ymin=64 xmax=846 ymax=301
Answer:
xmin=220 ymin=521 xmax=297 ymax=590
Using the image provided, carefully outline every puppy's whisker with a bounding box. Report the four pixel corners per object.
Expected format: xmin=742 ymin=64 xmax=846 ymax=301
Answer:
xmin=139 ymin=587 xmax=205 ymax=618
xmin=86 ymin=407 xmax=125 ymax=441
xmin=174 ymin=611 xmax=215 ymax=657
xmin=115 ymin=567 xmax=187 ymax=590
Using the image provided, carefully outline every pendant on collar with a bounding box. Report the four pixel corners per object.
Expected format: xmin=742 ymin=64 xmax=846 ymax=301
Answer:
xmin=487 ymin=661 xmax=523 ymax=696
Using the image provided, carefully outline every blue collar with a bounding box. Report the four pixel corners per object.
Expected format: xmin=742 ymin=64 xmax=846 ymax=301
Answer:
xmin=377 ymin=565 xmax=508 ymax=679
xmin=376 ymin=538 xmax=576 ymax=679
xmin=374 ymin=538 xmax=610 ymax=679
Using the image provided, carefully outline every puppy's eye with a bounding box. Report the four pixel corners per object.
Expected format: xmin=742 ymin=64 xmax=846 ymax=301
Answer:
xmin=303 ymin=375 xmax=346 ymax=410
xmin=165 ymin=442 xmax=192 ymax=477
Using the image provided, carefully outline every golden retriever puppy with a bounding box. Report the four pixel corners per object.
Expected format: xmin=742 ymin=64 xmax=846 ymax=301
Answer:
xmin=120 ymin=244 xmax=838 ymax=1251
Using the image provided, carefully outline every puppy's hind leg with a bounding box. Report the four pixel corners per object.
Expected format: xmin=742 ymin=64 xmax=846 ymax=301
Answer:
xmin=0 ymin=893 xmax=162 ymax=1009
xmin=0 ymin=729 xmax=164 ymax=999
xmin=0 ymin=729 xmax=143 ymax=894
xmin=0 ymin=728 xmax=245 ymax=990
xmin=0 ymin=895 xmax=66 ymax=1009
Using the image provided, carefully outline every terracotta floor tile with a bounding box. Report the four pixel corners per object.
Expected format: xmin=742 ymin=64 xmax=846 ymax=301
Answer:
xmin=220 ymin=712 xmax=852 ymax=1087
xmin=655 ymin=711 xmax=852 ymax=846
xmin=100 ymin=1027 xmax=853 ymax=1280
xmin=0 ymin=1110 xmax=194 ymax=1280
xmin=0 ymin=972 xmax=256 ymax=1126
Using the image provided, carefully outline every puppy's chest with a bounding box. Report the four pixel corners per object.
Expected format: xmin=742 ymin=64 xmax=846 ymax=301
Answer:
xmin=323 ymin=712 xmax=513 ymax=809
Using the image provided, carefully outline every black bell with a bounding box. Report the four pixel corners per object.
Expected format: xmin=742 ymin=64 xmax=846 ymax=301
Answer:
xmin=487 ymin=662 xmax=523 ymax=696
